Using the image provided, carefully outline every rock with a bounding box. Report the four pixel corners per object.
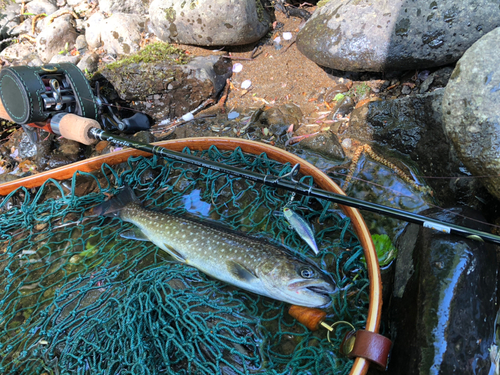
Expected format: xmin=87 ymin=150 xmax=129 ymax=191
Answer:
xmin=84 ymin=11 xmax=105 ymax=49
xmin=75 ymin=34 xmax=87 ymax=53
xmin=26 ymin=0 xmax=58 ymax=16
xmin=297 ymin=0 xmax=500 ymax=72
xmin=99 ymin=0 xmax=149 ymax=14
xmin=36 ymin=15 xmax=78 ymax=63
xmin=0 ymin=4 xmax=21 ymax=39
xmin=149 ymin=0 xmax=270 ymax=46
xmin=100 ymin=13 xmax=145 ymax=56
xmin=345 ymin=89 xmax=488 ymax=207
xmin=98 ymin=53 xmax=232 ymax=121
xmin=77 ymin=52 xmax=99 ymax=74
xmin=389 ymin=207 xmax=497 ymax=375
xmin=261 ymin=103 xmax=302 ymax=136
xmin=296 ymin=132 xmax=345 ymax=160
xmin=442 ymin=27 xmax=500 ymax=201
xmin=49 ymin=53 xmax=81 ymax=64
xmin=0 ymin=41 xmax=37 ymax=64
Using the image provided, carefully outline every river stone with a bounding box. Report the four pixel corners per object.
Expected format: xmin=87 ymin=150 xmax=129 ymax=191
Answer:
xmin=442 ymin=27 xmax=500 ymax=201
xmin=296 ymin=132 xmax=345 ymax=160
xmin=98 ymin=55 xmax=232 ymax=120
xmin=99 ymin=0 xmax=149 ymax=14
xmin=389 ymin=207 xmax=497 ymax=375
xmin=0 ymin=41 xmax=37 ymax=64
xmin=149 ymin=0 xmax=271 ymax=46
xmin=36 ymin=15 xmax=78 ymax=63
xmin=0 ymin=4 xmax=21 ymax=39
xmin=100 ymin=13 xmax=145 ymax=56
xmin=26 ymin=0 xmax=58 ymax=16
xmin=84 ymin=11 xmax=105 ymax=49
xmin=297 ymin=0 xmax=500 ymax=72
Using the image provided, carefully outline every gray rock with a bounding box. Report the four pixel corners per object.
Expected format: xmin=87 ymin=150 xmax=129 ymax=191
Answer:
xmin=84 ymin=11 xmax=105 ymax=49
xmin=26 ymin=0 xmax=58 ymax=15
xmin=98 ymin=55 xmax=232 ymax=120
xmin=49 ymin=53 xmax=81 ymax=64
xmin=0 ymin=41 xmax=37 ymax=64
xmin=77 ymin=52 xmax=99 ymax=73
xmin=100 ymin=13 xmax=145 ymax=56
xmin=149 ymin=0 xmax=270 ymax=46
xmin=75 ymin=34 xmax=87 ymax=53
xmin=36 ymin=15 xmax=78 ymax=63
xmin=442 ymin=27 xmax=500 ymax=201
xmin=0 ymin=4 xmax=21 ymax=38
xmin=345 ymin=89 xmax=485 ymax=207
xmin=296 ymin=132 xmax=345 ymax=160
xmin=297 ymin=0 xmax=500 ymax=72
xmin=99 ymin=0 xmax=149 ymax=14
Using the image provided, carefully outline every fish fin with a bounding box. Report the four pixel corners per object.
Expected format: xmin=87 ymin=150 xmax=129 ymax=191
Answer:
xmin=227 ymin=261 xmax=258 ymax=282
xmin=93 ymin=184 xmax=140 ymax=218
xmin=120 ymin=228 xmax=150 ymax=241
xmin=163 ymin=244 xmax=186 ymax=263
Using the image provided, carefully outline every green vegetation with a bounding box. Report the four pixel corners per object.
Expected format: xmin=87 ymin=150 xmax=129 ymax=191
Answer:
xmin=362 ymin=234 xmax=398 ymax=267
xmin=317 ymin=0 xmax=331 ymax=6
xmin=106 ymin=42 xmax=190 ymax=70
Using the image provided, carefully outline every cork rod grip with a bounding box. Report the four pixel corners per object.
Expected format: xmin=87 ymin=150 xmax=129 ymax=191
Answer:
xmin=0 ymin=96 xmax=13 ymax=122
xmin=57 ymin=114 xmax=101 ymax=145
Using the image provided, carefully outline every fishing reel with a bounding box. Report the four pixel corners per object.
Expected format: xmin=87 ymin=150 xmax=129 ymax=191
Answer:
xmin=0 ymin=63 xmax=150 ymax=140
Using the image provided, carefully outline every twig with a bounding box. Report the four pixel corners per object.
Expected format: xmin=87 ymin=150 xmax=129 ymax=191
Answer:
xmin=281 ymin=39 xmax=296 ymax=54
xmin=218 ymin=78 xmax=230 ymax=113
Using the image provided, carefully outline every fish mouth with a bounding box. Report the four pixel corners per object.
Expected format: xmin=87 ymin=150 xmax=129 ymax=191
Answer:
xmin=289 ymin=280 xmax=336 ymax=295
xmin=306 ymin=284 xmax=335 ymax=294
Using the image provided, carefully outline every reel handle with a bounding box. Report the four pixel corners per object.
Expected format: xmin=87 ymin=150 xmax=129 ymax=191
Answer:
xmin=50 ymin=113 xmax=101 ymax=145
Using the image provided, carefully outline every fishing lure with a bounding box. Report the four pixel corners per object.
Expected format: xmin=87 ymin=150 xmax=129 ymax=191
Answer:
xmin=283 ymin=207 xmax=319 ymax=255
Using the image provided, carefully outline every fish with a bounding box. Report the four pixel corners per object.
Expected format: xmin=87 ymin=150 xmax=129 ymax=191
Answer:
xmin=93 ymin=186 xmax=336 ymax=308
xmin=283 ymin=207 xmax=319 ymax=255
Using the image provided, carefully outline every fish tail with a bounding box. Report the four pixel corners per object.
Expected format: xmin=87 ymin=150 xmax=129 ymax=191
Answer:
xmin=93 ymin=184 xmax=140 ymax=217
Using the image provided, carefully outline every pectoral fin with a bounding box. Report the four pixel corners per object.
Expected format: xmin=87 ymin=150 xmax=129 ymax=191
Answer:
xmin=227 ymin=261 xmax=258 ymax=282
xmin=120 ymin=228 xmax=150 ymax=241
xmin=163 ymin=244 xmax=186 ymax=263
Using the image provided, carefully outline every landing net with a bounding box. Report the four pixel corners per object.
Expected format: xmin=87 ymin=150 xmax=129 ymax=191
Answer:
xmin=0 ymin=145 xmax=369 ymax=374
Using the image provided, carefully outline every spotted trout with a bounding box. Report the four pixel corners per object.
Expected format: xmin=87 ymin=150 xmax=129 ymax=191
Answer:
xmin=93 ymin=186 xmax=336 ymax=307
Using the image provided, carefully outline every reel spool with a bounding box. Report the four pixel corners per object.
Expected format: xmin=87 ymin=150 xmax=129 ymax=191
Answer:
xmin=0 ymin=63 xmax=98 ymax=124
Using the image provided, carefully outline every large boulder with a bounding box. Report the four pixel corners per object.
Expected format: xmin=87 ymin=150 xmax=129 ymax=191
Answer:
xmin=389 ymin=207 xmax=497 ymax=375
xmin=297 ymin=0 xmax=500 ymax=72
xmin=149 ymin=0 xmax=270 ymax=46
xmin=442 ymin=27 xmax=500 ymax=200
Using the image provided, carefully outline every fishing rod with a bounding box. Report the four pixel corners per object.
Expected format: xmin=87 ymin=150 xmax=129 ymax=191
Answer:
xmin=1 ymin=64 xmax=500 ymax=246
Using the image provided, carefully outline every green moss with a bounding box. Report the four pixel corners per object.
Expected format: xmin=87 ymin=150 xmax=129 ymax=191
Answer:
xmin=317 ymin=0 xmax=331 ymax=6
xmin=105 ymin=42 xmax=190 ymax=70
xmin=164 ymin=6 xmax=176 ymax=21
xmin=256 ymin=0 xmax=265 ymax=23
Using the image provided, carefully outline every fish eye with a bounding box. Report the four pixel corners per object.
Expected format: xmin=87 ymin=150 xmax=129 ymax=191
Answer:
xmin=300 ymin=267 xmax=316 ymax=279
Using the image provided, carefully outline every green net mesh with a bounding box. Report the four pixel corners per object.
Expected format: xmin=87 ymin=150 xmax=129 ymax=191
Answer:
xmin=0 ymin=145 xmax=370 ymax=375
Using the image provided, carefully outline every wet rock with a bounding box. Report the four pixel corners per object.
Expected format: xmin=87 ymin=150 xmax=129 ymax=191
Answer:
xmin=389 ymin=207 xmax=497 ymax=375
xmin=261 ymin=103 xmax=302 ymax=136
xmin=99 ymin=55 xmax=232 ymax=121
xmin=442 ymin=28 xmax=500 ymax=201
xmin=36 ymin=15 xmax=78 ymax=63
xmin=297 ymin=0 xmax=500 ymax=72
xmin=100 ymin=13 xmax=145 ymax=56
xmin=149 ymin=0 xmax=271 ymax=46
xmin=296 ymin=132 xmax=345 ymax=160
xmin=99 ymin=0 xmax=149 ymax=15
xmin=84 ymin=11 xmax=105 ymax=49
xmin=26 ymin=0 xmax=58 ymax=16
xmin=419 ymin=66 xmax=454 ymax=94
xmin=345 ymin=89 xmax=485 ymax=207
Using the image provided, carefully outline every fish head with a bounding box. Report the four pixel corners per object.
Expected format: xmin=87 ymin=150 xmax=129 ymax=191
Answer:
xmin=257 ymin=257 xmax=336 ymax=308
